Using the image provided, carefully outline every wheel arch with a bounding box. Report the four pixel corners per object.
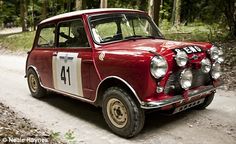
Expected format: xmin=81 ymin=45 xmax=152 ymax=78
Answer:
xmin=95 ymin=76 xmax=141 ymax=107
xmin=27 ymin=65 xmax=42 ymax=85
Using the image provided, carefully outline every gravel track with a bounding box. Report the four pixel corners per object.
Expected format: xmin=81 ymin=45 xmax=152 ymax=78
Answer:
xmin=0 ymin=54 xmax=235 ymax=144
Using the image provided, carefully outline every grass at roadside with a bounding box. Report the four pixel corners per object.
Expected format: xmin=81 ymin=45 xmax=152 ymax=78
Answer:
xmin=160 ymin=20 xmax=229 ymax=42
xmin=0 ymin=31 xmax=35 ymax=51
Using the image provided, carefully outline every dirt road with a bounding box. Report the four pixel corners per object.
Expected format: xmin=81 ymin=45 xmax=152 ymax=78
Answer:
xmin=0 ymin=54 xmax=235 ymax=144
xmin=0 ymin=27 xmax=22 ymax=35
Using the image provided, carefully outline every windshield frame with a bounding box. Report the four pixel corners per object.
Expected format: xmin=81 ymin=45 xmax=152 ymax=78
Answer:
xmin=88 ymin=12 xmax=164 ymax=45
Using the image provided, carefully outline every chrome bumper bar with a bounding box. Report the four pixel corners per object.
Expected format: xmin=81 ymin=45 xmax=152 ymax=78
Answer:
xmin=141 ymin=82 xmax=223 ymax=109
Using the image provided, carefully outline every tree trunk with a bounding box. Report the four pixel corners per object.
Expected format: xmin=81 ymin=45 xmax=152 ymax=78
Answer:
xmin=224 ymin=0 xmax=236 ymax=37
xmin=0 ymin=0 xmax=3 ymax=28
xmin=100 ymin=0 xmax=108 ymax=8
xmin=148 ymin=0 xmax=161 ymax=26
xmin=41 ymin=0 xmax=47 ymax=20
xmin=31 ymin=0 xmax=35 ymax=31
xmin=20 ymin=0 xmax=28 ymax=32
xmin=82 ymin=0 xmax=86 ymax=9
xmin=75 ymin=0 xmax=82 ymax=10
xmin=139 ymin=0 xmax=147 ymax=11
xmin=171 ymin=0 xmax=181 ymax=26
xmin=75 ymin=0 xmax=86 ymax=10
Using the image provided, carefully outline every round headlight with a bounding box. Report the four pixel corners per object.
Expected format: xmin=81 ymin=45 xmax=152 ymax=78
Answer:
xmin=209 ymin=46 xmax=219 ymax=60
xmin=175 ymin=51 xmax=188 ymax=67
xmin=150 ymin=56 xmax=168 ymax=79
xmin=201 ymin=58 xmax=211 ymax=73
xmin=180 ymin=69 xmax=193 ymax=89
xmin=211 ymin=62 xmax=221 ymax=79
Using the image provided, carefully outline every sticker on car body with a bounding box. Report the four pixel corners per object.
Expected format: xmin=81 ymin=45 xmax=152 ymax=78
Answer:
xmin=173 ymin=46 xmax=202 ymax=54
xmin=52 ymin=52 xmax=83 ymax=97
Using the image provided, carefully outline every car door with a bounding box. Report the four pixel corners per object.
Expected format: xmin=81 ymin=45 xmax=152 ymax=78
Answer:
xmin=52 ymin=18 xmax=93 ymax=99
xmin=28 ymin=24 xmax=56 ymax=88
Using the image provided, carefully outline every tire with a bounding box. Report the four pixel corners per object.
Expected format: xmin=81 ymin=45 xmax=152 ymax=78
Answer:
xmin=194 ymin=93 xmax=215 ymax=110
xmin=102 ymin=87 xmax=145 ymax=138
xmin=27 ymin=69 xmax=47 ymax=98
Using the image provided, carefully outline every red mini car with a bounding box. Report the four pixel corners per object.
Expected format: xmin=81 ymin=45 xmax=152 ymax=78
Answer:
xmin=26 ymin=8 xmax=223 ymax=138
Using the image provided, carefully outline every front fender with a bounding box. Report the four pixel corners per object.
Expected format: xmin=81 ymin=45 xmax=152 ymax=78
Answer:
xmin=94 ymin=50 xmax=157 ymax=102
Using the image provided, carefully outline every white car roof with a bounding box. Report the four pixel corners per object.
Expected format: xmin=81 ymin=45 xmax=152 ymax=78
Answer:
xmin=40 ymin=8 xmax=142 ymax=24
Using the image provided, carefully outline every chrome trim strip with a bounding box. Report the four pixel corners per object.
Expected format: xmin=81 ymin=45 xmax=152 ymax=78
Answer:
xmin=95 ymin=76 xmax=142 ymax=104
xmin=141 ymin=84 xmax=222 ymax=109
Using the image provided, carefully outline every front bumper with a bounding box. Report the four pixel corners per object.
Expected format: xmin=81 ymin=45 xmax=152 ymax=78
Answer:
xmin=140 ymin=81 xmax=223 ymax=109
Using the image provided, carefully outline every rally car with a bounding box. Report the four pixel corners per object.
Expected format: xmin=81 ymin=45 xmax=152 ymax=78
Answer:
xmin=25 ymin=8 xmax=223 ymax=138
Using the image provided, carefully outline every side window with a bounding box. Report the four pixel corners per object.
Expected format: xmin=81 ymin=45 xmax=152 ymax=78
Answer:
xmin=58 ymin=19 xmax=89 ymax=48
xmin=37 ymin=25 xmax=55 ymax=48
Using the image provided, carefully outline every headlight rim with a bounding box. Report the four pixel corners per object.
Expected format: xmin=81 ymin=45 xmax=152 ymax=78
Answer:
xmin=201 ymin=58 xmax=212 ymax=73
xmin=150 ymin=55 xmax=168 ymax=79
xmin=211 ymin=62 xmax=221 ymax=79
xmin=175 ymin=50 xmax=188 ymax=67
xmin=180 ymin=68 xmax=193 ymax=90
xmin=209 ymin=46 xmax=220 ymax=60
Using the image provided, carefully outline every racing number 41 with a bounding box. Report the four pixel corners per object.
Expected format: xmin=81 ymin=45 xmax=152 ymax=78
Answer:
xmin=60 ymin=66 xmax=71 ymax=85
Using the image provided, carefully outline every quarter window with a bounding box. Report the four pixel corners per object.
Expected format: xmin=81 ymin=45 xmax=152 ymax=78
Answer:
xmin=37 ymin=25 xmax=55 ymax=48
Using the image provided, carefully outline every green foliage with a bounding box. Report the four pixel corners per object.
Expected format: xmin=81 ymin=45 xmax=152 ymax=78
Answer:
xmin=0 ymin=0 xmax=18 ymax=27
xmin=50 ymin=130 xmax=76 ymax=144
xmin=64 ymin=130 xmax=76 ymax=144
xmin=160 ymin=2 xmax=171 ymax=20
xmin=160 ymin=20 xmax=229 ymax=42
xmin=50 ymin=131 xmax=61 ymax=141
xmin=0 ymin=0 xmax=234 ymax=37
xmin=108 ymin=0 xmax=147 ymax=10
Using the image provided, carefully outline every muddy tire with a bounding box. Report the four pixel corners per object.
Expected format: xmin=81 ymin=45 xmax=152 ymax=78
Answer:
xmin=102 ymin=87 xmax=145 ymax=138
xmin=194 ymin=93 xmax=215 ymax=110
xmin=27 ymin=69 xmax=47 ymax=98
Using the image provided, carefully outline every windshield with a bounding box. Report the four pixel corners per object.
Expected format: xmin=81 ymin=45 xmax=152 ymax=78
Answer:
xmin=89 ymin=13 xmax=164 ymax=44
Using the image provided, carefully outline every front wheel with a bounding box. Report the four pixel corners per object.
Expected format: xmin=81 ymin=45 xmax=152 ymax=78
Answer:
xmin=102 ymin=87 xmax=145 ymax=138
